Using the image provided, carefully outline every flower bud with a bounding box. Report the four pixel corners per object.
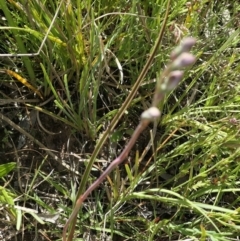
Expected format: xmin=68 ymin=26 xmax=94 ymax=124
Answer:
xmin=171 ymin=37 xmax=196 ymax=60
xmin=181 ymin=37 xmax=196 ymax=51
xmin=141 ymin=107 xmax=161 ymax=121
xmin=167 ymin=70 xmax=184 ymax=90
xmin=172 ymin=53 xmax=196 ymax=69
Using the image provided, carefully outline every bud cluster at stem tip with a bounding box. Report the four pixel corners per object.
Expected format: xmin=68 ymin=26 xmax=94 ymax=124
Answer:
xmin=152 ymin=37 xmax=196 ymax=107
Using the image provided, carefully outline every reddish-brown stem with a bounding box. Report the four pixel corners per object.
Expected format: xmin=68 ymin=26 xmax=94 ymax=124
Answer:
xmin=63 ymin=120 xmax=149 ymax=241
xmin=63 ymin=35 xmax=196 ymax=240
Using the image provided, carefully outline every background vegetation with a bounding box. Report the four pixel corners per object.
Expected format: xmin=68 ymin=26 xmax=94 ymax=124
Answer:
xmin=0 ymin=0 xmax=240 ymax=240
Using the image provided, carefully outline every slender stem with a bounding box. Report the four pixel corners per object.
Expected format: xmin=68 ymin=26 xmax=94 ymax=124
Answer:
xmin=75 ymin=0 xmax=172 ymax=199
xmin=63 ymin=1 xmax=172 ymax=240
xmin=63 ymin=120 xmax=149 ymax=241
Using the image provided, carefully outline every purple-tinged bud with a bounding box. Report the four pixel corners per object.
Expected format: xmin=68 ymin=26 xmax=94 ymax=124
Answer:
xmin=167 ymin=70 xmax=184 ymax=90
xmin=171 ymin=37 xmax=196 ymax=60
xmin=181 ymin=37 xmax=196 ymax=52
xmin=141 ymin=107 xmax=161 ymax=121
xmin=172 ymin=53 xmax=196 ymax=69
xmin=157 ymin=71 xmax=183 ymax=92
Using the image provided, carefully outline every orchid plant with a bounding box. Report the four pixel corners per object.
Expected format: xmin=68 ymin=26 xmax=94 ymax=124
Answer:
xmin=62 ymin=37 xmax=196 ymax=241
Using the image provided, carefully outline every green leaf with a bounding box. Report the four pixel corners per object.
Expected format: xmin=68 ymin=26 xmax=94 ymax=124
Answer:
xmin=29 ymin=212 xmax=45 ymax=224
xmin=0 ymin=162 xmax=16 ymax=178
xmin=0 ymin=186 xmax=16 ymax=218
xmin=16 ymin=209 xmax=22 ymax=230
